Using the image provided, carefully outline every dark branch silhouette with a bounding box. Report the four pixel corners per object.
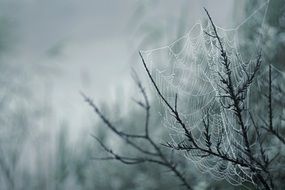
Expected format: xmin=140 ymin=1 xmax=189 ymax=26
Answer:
xmin=82 ymin=73 xmax=193 ymax=190
xmin=85 ymin=8 xmax=284 ymax=190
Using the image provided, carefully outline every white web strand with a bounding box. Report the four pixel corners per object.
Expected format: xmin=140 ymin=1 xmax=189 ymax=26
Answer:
xmin=140 ymin=0 xmax=280 ymax=187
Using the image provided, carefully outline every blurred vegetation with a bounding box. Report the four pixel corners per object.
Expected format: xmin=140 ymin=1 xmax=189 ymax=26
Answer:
xmin=0 ymin=1 xmax=284 ymax=190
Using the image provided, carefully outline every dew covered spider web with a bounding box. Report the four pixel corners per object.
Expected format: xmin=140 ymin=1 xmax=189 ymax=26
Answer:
xmin=140 ymin=0 xmax=275 ymax=186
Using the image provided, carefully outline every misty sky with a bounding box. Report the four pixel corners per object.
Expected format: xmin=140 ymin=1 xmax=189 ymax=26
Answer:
xmin=0 ymin=0 xmax=244 ymax=135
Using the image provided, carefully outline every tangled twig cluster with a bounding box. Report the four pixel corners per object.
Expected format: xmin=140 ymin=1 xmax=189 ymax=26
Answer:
xmin=84 ymin=9 xmax=284 ymax=190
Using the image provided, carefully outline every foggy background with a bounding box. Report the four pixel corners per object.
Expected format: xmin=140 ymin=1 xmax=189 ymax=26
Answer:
xmin=0 ymin=0 xmax=239 ymax=135
xmin=0 ymin=0 xmax=283 ymax=189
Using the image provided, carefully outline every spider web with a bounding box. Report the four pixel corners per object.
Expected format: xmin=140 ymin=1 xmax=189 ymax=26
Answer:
xmin=140 ymin=1 xmax=273 ymax=186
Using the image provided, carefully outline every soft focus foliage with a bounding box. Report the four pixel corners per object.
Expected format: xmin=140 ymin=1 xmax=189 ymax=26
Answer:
xmin=0 ymin=1 xmax=284 ymax=190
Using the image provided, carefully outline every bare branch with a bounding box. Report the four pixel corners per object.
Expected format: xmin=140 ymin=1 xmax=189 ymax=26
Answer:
xmin=84 ymin=78 xmax=193 ymax=189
